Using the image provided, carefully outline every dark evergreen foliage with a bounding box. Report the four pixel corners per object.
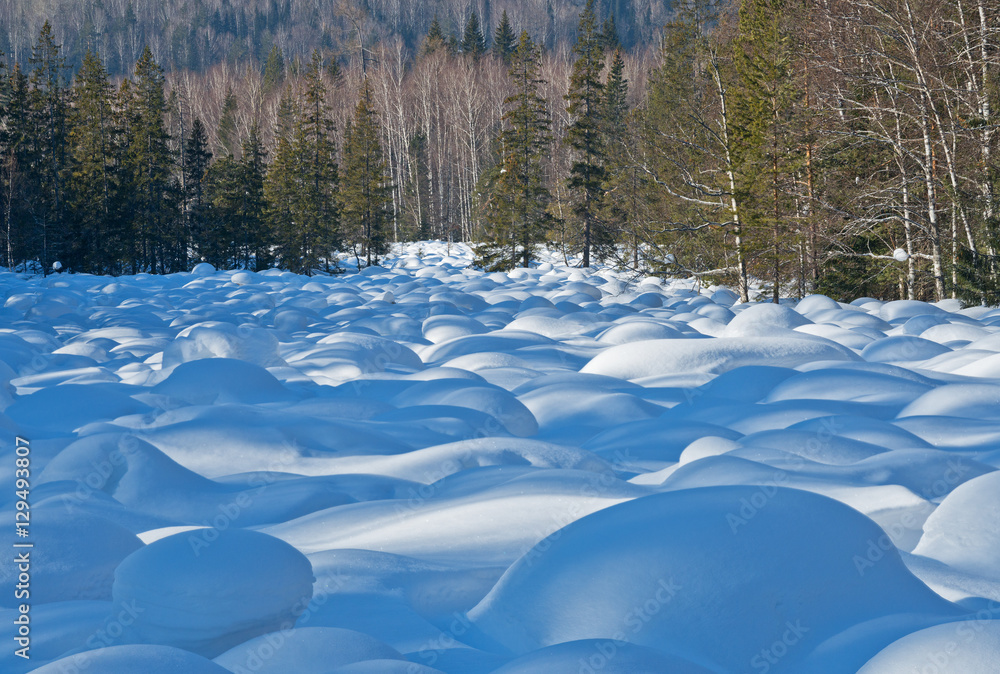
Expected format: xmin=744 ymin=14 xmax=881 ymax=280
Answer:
xmin=475 ymin=31 xmax=554 ymax=271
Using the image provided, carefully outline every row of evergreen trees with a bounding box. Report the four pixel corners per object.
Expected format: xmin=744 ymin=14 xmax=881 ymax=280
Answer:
xmin=481 ymin=0 xmax=1000 ymax=305
xmin=4 ymin=0 xmax=1000 ymax=305
xmin=473 ymin=2 xmax=629 ymax=272
xmin=0 ymin=24 xmax=391 ymax=276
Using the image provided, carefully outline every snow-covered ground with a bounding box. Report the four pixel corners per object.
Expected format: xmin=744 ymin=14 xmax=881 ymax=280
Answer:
xmin=2 ymin=240 xmax=1000 ymax=673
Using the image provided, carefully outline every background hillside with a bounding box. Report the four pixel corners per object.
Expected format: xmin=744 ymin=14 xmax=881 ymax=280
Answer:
xmin=0 ymin=0 xmax=668 ymax=75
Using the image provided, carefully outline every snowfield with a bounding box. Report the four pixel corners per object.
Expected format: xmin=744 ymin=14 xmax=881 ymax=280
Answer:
xmin=2 ymin=241 xmax=1000 ymax=673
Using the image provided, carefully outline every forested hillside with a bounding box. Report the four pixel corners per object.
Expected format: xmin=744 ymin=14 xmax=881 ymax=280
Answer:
xmin=0 ymin=0 xmax=664 ymax=75
xmin=1 ymin=0 xmax=1000 ymax=306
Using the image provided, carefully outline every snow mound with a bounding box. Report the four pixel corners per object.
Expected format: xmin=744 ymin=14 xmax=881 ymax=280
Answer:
xmin=725 ymin=302 xmax=811 ymax=334
xmin=913 ymin=471 xmax=1000 ymax=579
xmin=162 ymin=323 xmax=285 ymax=369
xmin=111 ymin=529 xmax=314 ymax=657
xmin=582 ymin=337 xmax=858 ymax=380
xmin=468 ymin=487 xmax=960 ymax=671
xmin=213 ymin=627 xmax=403 ymax=673
xmin=794 ymin=294 xmax=843 ymax=316
xmin=879 ymin=300 xmax=946 ymax=322
xmin=152 ymin=358 xmax=295 ymax=406
xmin=37 ymin=433 xmax=352 ymax=526
xmin=28 ymin=644 xmax=232 ymax=673
xmin=762 ymin=369 xmax=932 ymax=406
xmin=5 ymin=383 xmax=151 ymax=434
xmin=861 ymin=336 xmax=951 ymax=363
xmin=326 ymin=662 xmax=446 ymax=674
xmin=490 ymin=639 xmax=720 ymax=673
xmin=897 ymin=384 xmax=1000 ymax=420
xmin=857 ymin=619 xmax=1000 ymax=673
xmin=596 ymin=321 xmax=684 ymax=345
xmin=0 ymin=508 xmax=142 ymax=606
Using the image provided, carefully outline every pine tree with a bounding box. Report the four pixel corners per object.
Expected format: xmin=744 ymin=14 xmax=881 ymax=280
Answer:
xmin=184 ymin=117 xmax=212 ymax=260
xmin=600 ymin=49 xmax=636 ymax=264
xmin=424 ymin=16 xmax=448 ymax=55
xmin=1 ymin=62 xmax=35 ymax=270
xmin=492 ymin=11 xmax=516 ymax=64
xmin=217 ymin=88 xmax=238 ymax=157
xmin=275 ymin=86 xmax=296 ymax=142
xmin=475 ymin=31 xmax=554 ymax=271
xmin=342 ymin=80 xmax=392 ymax=267
xmin=266 ymin=51 xmax=340 ymax=274
xmin=237 ymin=125 xmax=269 ymax=269
xmin=733 ymin=0 xmax=802 ymax=302
xmin=28 ymin=22 xmax=71 ymax=273
xmin=604 ymin=51 xmax=629 ymax=140
xmin=264 ymin=106 xmax=298 ymax=271
xmin=204 ymin=153 xmax=239 ymax=267
xmin=600 ymin=15 xmax=621 ymax=52
xmin=564 ymin=0 xmax=606 ymax=267
xmin=66 ymin=49 xmax=122 ymax=273
xmin=462 ymin=12 xmax=487 ymax=58
xmin=638 ymin=2 xmax=751 ymax=299
xmin=262 ymin=44 xmax=285 ymax=93
xmin=126 ymin=46 xmax=178 ymax=273
xmin=114 ymin=77 xmax=137 ymax=269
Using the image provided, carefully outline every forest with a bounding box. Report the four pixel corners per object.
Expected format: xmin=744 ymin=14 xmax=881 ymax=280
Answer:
xmin=0 ymin=0 xmax=999 ymax=304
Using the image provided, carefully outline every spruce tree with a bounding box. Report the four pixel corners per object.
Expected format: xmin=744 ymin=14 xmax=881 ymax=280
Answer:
xmin=424 ymin=17 xmax=448 ymax=55
xmin=298 ymin=49 xmax=340 ymax=272
xmin=266 ymin=51 xmax=339 ymax=274
xmin=262 ymin=45 xmax=285 ymax=93
xmin=475 ymin=31 xmax=553 ymax=271
xmin=204 ymin=153 xmax=239 ymax=267
xmin=237 ymin=125 xmax=269 ymax=269
xmin=733 ymin=0 xmax=802 ymax=302
xmin=603 ymin=51 xmax=629 ymax=140
xmin=126 ymin=46 xmax=178 ymax=273
xmin=1 ymin=63 xmax=34 ymax=270
xmin=28 ymin=22 xmax=71 ymax=273
xmin=492 ymin=11 xmax=516 ymax=64
xmin=217 ymin=88 xmax=238 ymax=157
xmin=342 ymin=80 xmax=392 ymax=267
xmin=114 ymin=77 xmax=137 ymax=270
xmin=183 ymin=117 xmax=212 ymax=260
xmin=66 ymin=49 xmax=121 ymax=273
xmin=564 ymin=0 xmax=606 ymax=267
xmin=600 ymin=49 xmax=636 ymax=264
xmin=600 ymin=15 xmax=621 ymax=52
xmin=264 ymin=103 xmax=298 ymax=271
xmin=203 ymin=126 xmax=269 ymax=270
xmin=462 ymin=12 xmax=487 ymax=58
xmin=275 ymin=85 xmax=296 ymax=142
xmin=638 ymin=3 xmax=751 ymax=298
